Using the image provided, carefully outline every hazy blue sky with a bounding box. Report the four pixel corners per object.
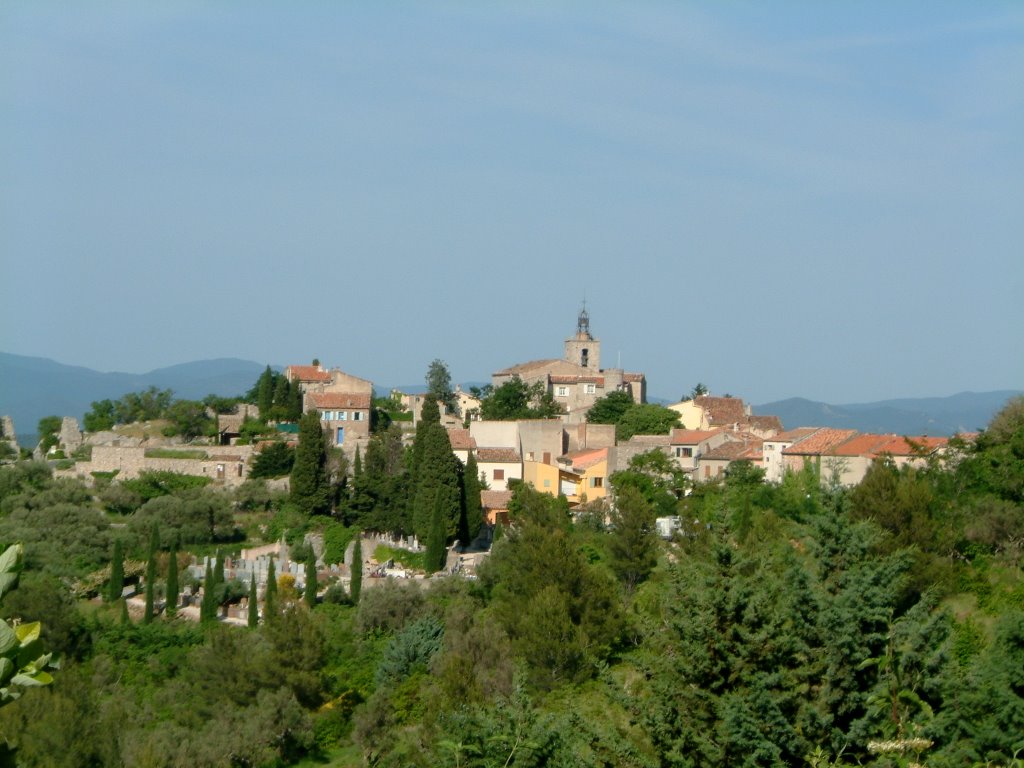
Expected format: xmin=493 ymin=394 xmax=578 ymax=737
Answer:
xmin=2 ymin=3 xmax=1022 ymax=404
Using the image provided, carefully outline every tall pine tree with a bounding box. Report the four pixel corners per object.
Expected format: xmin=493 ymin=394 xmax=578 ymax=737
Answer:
xmin=201 ymin=561 xmax=216 ymax=623
xmin=264 ymin=558 xmax=278 ymax=619
xmin=424 ymin=491 xmax=448 ymax=575
xmin=459 ymin=451 xmax=484 ymax=547
xmin=248 ymin=574 xmax=258 ymax=628
xmin=256 ymin=365 xmax=275 ymax=416
xmin=291 ymin=410 xmax=331 ymax=515
xmin=304 ymin=556 xmax=317 ymax=609
xmin=108 ymin=539 xmax=124 ymax=603
xmin=350 ymin=534 xmax=362 ymax=604
xmin=165 ymin=539 xmax=178 ymax=618
xmin=410 ymin=396 xmax=462 ymax=542
xmin=143 ymin=525 xmax=158 ymax=624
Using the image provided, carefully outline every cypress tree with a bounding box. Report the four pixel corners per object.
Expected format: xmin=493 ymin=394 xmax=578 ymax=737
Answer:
xmin=201 ymin=561 xmax=216 ymax=623
xmin=290 ymin=410 xmax=331 ymax=515
xmin=109 ymin=539 xmax=124 ymax=603
xmin=256 ymin=365 xmax=275 ymax=416
xmin=143 ymin=525 xmax=158 ymax=624
xmin=460 ymin=451 xmax=484 ymax=547
xmin=287 ymin=379 xmax=303 ymax=421
xmin=304 ymin=556 xmax=317 ymax=609
xmin=350 ymin=534 xmax=362 ymax=604
xmin=264 ymin=558 xmax=278 ymax=618
xmin=272 ymin=374 xmax=290 ymax=415
xmin=410 ymin=400 xmax=462 ymax=542
xmin=120 ymin=598 xmax=129 ymax=625
xmin=353 ymin=446 xmax=362 ymax=480
xmin=424 ymin=492 xmax=448 ymax=575
xmin=248 ymin=574 xmax=258 ymax=628
xmin=165 ymin=540 xmax=179 ymax=618
xmin=214 ymin=549 xmax=224 ymax=588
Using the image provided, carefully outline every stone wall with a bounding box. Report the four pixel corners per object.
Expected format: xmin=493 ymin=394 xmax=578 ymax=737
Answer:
xmin=55 ymin=444 xmax=255 ymax=487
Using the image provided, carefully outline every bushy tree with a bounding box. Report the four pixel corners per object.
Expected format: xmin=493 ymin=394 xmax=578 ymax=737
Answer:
xmin=615 ymin=403 xmax=681 ymax=441
xmin=608 ymin=485 xmax=659 ymax=592
xmin=478 ymin=377 xmax=561 ymax=420
xmin=426 ymin=358 xmax=457 ymax=413
xmin=586 ymin=390 xmax=635 ymax=425
xmin=251 ymin=441 xmax=295 ymax=479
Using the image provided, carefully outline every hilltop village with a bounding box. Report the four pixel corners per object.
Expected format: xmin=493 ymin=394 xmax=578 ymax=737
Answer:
xmin=1 ymin=311 xmax=1020 ymax=768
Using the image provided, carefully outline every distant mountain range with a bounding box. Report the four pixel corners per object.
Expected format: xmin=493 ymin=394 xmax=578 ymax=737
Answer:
xmin=1 ymin=352 xmax=1018 ymax=445
xmin=0 ymin=352 xmax=268 ymax=444
xmin=753 ymin=391 xmax=1022 ymax=437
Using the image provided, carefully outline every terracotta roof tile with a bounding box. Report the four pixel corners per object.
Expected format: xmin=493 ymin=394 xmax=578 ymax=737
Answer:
xmin=476 ymin=447 xmax=521 ymax=463
xmin=702 ymin=439 xmax=763 ymax=461
xmin=287 ymin=365 xmax=332 ymax=382
xmin=493 ymin=359 xmax=561 ymax=376
xmin=695 ymin=396 xmax=747 ymax=426
xmin=783 ymin=428 xmax=858 ymax=456
xmin=307 ymin=393 xmax=372 ymax=410
xmin=747 ymin=415 xmax=783 ymax=433
xmin=622 ymin=372 xmax=645 ymax=382
xmin=564 ymin=447 xmax=608 ymax=469
xmin=550 ymin=375 xmax=605 ymax=385
xmin=670 ymin=428 xmax=723 ymax=444
xmin=871 ymin=435 xmax=948 ymax=457
xmin=765 ymin=427 xmax=820 ymax=444
xmin=481 ymin=490 xmax=513 ymax=509
xmin=447 ymin=429 xmax=476 ymax=451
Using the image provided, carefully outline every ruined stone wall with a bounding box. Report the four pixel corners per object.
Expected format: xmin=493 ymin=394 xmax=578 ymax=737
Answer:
xmin=55 ymin=444 xmax=255 ymax=487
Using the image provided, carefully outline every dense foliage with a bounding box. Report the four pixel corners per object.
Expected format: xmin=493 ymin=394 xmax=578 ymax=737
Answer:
xmin=0 ymin=397 xmax=1021 ymax=766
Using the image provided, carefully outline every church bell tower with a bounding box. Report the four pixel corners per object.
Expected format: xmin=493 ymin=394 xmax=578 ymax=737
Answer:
xmin=564 ymin=304 xmax=601 ymax=370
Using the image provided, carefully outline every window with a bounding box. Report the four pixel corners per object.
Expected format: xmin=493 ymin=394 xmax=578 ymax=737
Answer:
xmin=543 ymin=479 xmax=551 ymax=488
xmin=493 ymin=469 xmax=504 ymax=481
xmin=676 ymin=447 xmax=693 ymax=458
xmin=321 ymin=411 xmax=330 ymax=421
xmin=353 ymin=411 xmax=363 ymax=421
xmin=556 ymin=386 xmax=568 ymax=397
xmin=339 ymin=411 xmax=348 ymax=421
xmin=526 ymin=452 xmax=535 ymax=461
xmin=584 ymin=383 xmax=596 ymax=394
xmin=590 ymin=476 xmax=603 ymax=488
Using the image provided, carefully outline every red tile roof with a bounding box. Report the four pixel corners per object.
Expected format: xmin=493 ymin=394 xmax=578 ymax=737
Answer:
xmin=765 ymin=427 xmax=820 ymax=444
xmin=871 ymin=435 xmax=948 ymax=457
xmin=476 ymin=447 xmax=521 ymax=463
xmin=670 ymin=428 xmax=723 ymax=445
xmin=747 ymin=415 xmax=783 ymax=434
xmin=623 ymin=372 xmax=645 ymax=382
xmin=702 ymin=439 xmax=763 ymax=461
xmin=287 ymin=365 xmax=331 ymax=382
xmin=307 ymin=393 xmax=372 ymax=410
xmin=783 ymin=428 xmax=857 ymax=455
xmin=695 ymin=396 xmax=747 ymax=426
xmin=447 ymin=428 xmax=476 ymax=451
xmin=563 ymin=447 xmax=608 ymax=469
xmin=493 ymin=359 xmax=561 ymax=376
xmin=550 ymin=375 xmax=605 ymax=385
xmin=481 ymin=490 xmax=513 ymax=510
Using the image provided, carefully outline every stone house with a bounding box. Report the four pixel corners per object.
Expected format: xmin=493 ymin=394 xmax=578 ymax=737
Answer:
xmin=491 ymin=307 xmax=646 ymax=423
xmin=476 ymin=447 xmax=522 ymax=491
xmin=669 ymin=428 xmax=733 ymax=478
xmin=763 ymin=427 xmax=820 ymax=483
xmin=305 ymin=392 xmax=371 ymax=448
xmin=820 ymin=433 xmax=950 ymax=487
xmin=556 ymin=447 xmax=610 ymax=504
xmin=698 ymin=435 xmax=765 ymax=481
